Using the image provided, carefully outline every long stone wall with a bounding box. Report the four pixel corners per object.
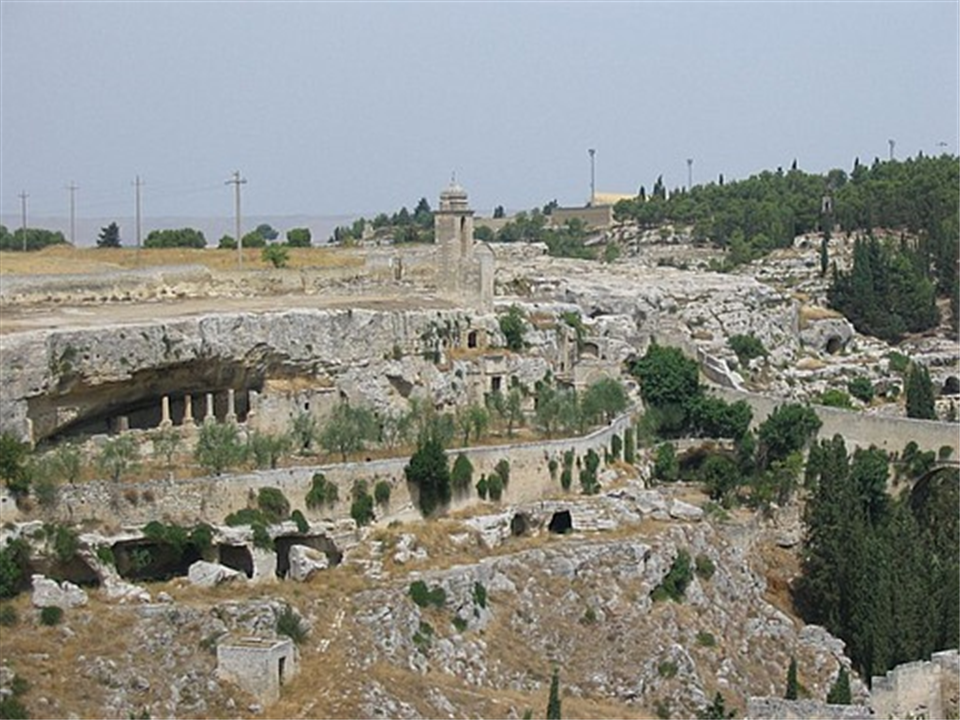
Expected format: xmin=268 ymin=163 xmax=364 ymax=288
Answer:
xmin=1 ymin=412 xmax=636 ymax=529
xmin=711 ymin=386 xmax=960 ymax=457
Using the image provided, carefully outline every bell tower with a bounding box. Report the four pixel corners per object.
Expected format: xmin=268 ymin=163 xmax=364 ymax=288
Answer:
xmin=435 ymin=178 xmax=474 ymax=292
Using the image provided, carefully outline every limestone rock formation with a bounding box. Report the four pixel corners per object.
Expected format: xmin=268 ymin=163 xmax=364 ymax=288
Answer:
xmin=187 ymin=561 xmax=245 ymax=588
xmin=30 ymin=574 xmax=88 ymax=609
xmin=287 ymin=544 xmax=329 ymax=582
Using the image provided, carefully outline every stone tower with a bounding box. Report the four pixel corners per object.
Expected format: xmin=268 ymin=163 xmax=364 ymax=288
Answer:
xmin=435 ymin=180 xmax=475 ymax=292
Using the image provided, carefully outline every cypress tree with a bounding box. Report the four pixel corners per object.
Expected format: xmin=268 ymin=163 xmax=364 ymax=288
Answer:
xmin=546 ymin=668 xmax=561 ymax=720
xmin=785 ymin=657 xmax=799 ymax=700
xmin=905 ymin=362 xmax=937 ymax=419
xmin=826 ymin=667 xmax=851 ymax=705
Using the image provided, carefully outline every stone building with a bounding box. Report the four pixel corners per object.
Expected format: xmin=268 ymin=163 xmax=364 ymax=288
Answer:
xmin=434 ymin=180 xmax=494 ymax=311
xmin=216 ymin=635 xmax=299 ymax=705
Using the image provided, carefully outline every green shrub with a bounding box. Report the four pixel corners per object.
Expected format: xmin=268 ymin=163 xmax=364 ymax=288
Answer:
xmin=887 ymin=351 xmax=910 ymax=373
xmin=847 ymin=376 xmax=875 ymax=403
xmin=548 ymin=457 xmax=559 ymax=480
xmin=40 ymin=605 xmax=63 ymax=626
xmin=728 ymin=334 xmax=767 ymax=366
xmin=374 ymin=480 xmax=391 ymax=505
xmin=0 ymin=696 xmax=28 ymax=720
xmin=350 ymin=487 xmax=375 ymax=527
xmin=487 ymin=473 xmax=504 ymax=502
xmin=451 ymin=453 xmax=474 ymax=494
xmin=696 ymin=630 xmax=716 ymax=647
xmin=261 ymin=243 xmax=290 ymax=269
xmin=290 ymin=509 xmax=309 ymax=533
xmin=657 ymin=660 xmax=678 ymax=679
xmin=654 ymin=442 xmax=679 ymax=482
xmin=96 ymin=545 xmax=117 ymax=567
xmin=50 ymin=524 xmax=78 ymax=563
xmin=452 ymin=615 xmax=468 ymax=633
xmin=560 ymin=467 xmax=573 ymax=492
xmin=0 ymin=603 xmax=18 ymax=627
xmin=275 ymin=604 xmax=307 ymax=644
xmin=623 ymin=427 xmax=636 ymax=464
xmin=251 ymin=522 xmax=273 ymax=550
xmin=409 ymin=580 xmax=446 ymax=609
xmin=257 ymin=487 xmax=290 ymax=523
xmin=816 ymin=389 xmax=853 ymax=409
xmin=694 ymin=554 xmax=716 ymax=581
xmin=652 ymin=549 xmax=692 ymax=602
xmin=305 ymin=473 xmax=339 ymax=509
xmin=610 ymin=434 xmax=622 ymax=461
xmin=475 ymin=474 xmax=488 ymax=500
xmin=495 ymin=458 xmax=511 ymax=487
xmin=499 ymin=305 xmax=526 ymax=351
xmin=224 ymin=507 xmax=266 ymax=527
xmin=472 ymin=581 xmax=487 ymax=609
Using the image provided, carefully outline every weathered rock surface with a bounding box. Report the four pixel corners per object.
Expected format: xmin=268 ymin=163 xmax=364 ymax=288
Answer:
xmin=31 ymin=574 xmax=88 ymax=609
xmin=187 ymin=561 xmax=245 ymax=588
xmin=287 ymin=544 xmax=329 ymax=581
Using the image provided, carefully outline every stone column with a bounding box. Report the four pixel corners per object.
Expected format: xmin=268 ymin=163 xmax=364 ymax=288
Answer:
xmin=117 ymin=415 xmax=130 ymax=433
xmin=205 ymin=393 xmax=215 ymax=424
xmin=160 ymin=395 xmax=172 ymax=428
xmin=182 ymin=394 xmax=194 ymax=426
xmin=226 ymin=388 xmax=237 ymax=423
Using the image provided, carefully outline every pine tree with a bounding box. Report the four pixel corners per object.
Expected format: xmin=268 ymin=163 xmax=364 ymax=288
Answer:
xmin=826 ymin=667 xmax=851 ymax=705
xmin=546 ymin=667 xmax=561 ymax=720
xmin=785 ymin=657 xmax=799 ymax=699
xmin=97 ymin=222 xmax=121 ymax=248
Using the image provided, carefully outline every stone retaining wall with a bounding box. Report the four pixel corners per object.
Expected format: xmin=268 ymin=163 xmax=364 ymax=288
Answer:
xmin=0 ymin=412 xmax=636 ymax=528
xmin=711 ymin=387 xmax=960 ymax=457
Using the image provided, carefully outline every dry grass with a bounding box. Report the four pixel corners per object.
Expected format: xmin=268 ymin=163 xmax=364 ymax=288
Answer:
xmin=798 ymin=304 xmax=843 ymax=329
xmin=0 ymin=245 xmax=362 ymax=275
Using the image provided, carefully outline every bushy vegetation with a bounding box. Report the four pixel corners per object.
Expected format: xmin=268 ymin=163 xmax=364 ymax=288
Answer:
xmin=349 ymin=480 xmax=375 ymax=527
xmin=143 ymin=227 xmax=206 ymax=248
xmin=408 ymin=580 xmax=446 ymax=609
xmin=651 ymin=549 xmax=692 ymax=602
xmin=796 ymin=435 xmax=959 ymax=680
xmin=0 ymin=224 xmax=67 ymax=252
xmin=275 ymin=604 xmax=308 ymax=644
xmin=305 ymin=472 xmax=339 ymax=509
xmin=728 ymin=333 xmax=767 ymax=367
xmin=630 ymin=342 xmax=752 ymax=439
xmin=194 ymin=422 xmax=247 ymax=475
xmin=39 ymin=605 xmax=63 ymax=626
xmin=499 ymin=305 xmax=527 ymax=352
xmin=829 ymin=233 xmax=939 ymax=342
xmin=404 ymin=430 xmax=451 ymax=517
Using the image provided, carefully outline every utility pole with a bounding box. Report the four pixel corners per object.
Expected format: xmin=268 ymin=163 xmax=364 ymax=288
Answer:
xmin=588 ymin=148 xmax=596 ymax=206
xmin=888 ymin=139 xmax=895 ymax=161
xmin=132 ymin=175 xmax=144 ymax=253
xmin=66 ymin=182 xmax=79 ymax=246
xmin=18 ymin=191 xmax=28 ymax=251
xmin=226 ymin=171 xmax=247 ymax=270
xmin=686 ymin=158 xmax=693 ymax=191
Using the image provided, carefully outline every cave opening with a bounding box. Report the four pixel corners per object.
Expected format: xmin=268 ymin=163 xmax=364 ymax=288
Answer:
xmin=217 ymin=544 xmax=254 ymax=579
xmin=510 ymin=512 xmax=531 ymax=537
xmin=112 ymin=540 xmax=202 ymax=582
xmin=548 ymin=510 xmax=573 ymax=535
xmin=274 ymin=535 xmax=342 ymax=579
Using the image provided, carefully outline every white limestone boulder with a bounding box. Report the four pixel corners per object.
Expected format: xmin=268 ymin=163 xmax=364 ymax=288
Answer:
xmin=287 ymin=544 xmax=329 ymax=582
xmin=187 ymin=560 xmax=244 ymax=588
xmin=31 ymin=574 xmax=88 ymax=609
xmin=668 ymin=499 xmax=704 ymax=521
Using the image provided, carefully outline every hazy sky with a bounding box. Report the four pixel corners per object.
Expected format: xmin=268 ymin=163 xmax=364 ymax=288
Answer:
xmin=1 ymin=1 xmax=958 ymax=222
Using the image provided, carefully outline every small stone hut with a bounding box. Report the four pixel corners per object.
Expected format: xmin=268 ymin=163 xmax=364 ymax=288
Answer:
xmin=216 ymin=635 xmax=299 ymax=705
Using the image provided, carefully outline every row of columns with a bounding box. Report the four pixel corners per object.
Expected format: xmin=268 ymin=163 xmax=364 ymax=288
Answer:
xmin=157 ymin=389 xmax=239 ymax=428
